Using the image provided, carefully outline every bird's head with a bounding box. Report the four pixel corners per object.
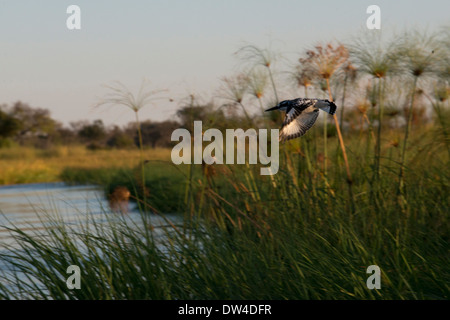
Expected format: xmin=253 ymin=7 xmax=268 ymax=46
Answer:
xmin=265 ymin=100 xmax=290 ymax=112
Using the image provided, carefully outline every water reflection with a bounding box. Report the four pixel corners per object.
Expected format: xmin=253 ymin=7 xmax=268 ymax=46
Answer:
xmin=0 ymin=182 xmax=180 ymax=297
xmin=0 ymin=182 xmax=178 ymax=240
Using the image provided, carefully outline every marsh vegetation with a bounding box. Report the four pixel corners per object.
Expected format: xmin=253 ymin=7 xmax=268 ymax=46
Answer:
xmin=0 ymin=27 xmax=449 ymax=299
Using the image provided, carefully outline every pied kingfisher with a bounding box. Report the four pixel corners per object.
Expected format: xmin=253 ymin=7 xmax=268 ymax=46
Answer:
xmin=265 ymin=98 xmax=337 ymax=142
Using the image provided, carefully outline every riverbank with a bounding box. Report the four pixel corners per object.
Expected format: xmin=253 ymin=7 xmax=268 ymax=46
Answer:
xmin=0 ymin=145 xmax=171 ymax=185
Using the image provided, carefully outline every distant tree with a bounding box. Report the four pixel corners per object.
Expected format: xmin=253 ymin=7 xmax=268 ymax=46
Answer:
xmin=177 ymin=106 xmax=211 ymax=132
xmin=69 ymin=120 xmax=87 ymax=133
xmin=139 ymin=121 xmax=161 ymax=148
xmin=78 ymin=119 xmax=106 ymax=144
xmin=106 ymin=125 xmax=134 ymax=148
xmin=9 ymin=101 xmax=58 ymax=141
xmin=157 ymin=120 xmax=182 ymax=147
xmin=176 ymin=95 xmax=225 ymax=132
xmin=132 ymin=120 xmax=181 ymax=148
xmin=0 ymin=107 xmax=22 ymax=139
xmin=52 ymin=126 xmax=78 ymax=145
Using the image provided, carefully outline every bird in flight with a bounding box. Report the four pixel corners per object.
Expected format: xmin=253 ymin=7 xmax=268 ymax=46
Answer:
xmin=265 ymin=98 xmax=337 ymax=142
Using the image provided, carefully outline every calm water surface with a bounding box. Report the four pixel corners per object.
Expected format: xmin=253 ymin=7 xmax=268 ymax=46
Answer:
xmin=0 ymin=182 xmax=180 ymax=297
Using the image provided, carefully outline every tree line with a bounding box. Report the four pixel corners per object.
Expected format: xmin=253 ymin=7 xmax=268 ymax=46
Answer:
xmin=0 ymin=99 xmax=253 ymax=150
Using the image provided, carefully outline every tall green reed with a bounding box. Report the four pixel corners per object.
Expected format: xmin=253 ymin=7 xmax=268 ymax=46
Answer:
xmin=299 ymin=43 xmax=354 ymax=210
xmin=2 ymin=129 xmax=448 ymax=300
xmin=349 ymin=31 xmax=399 ymax=185
xmin=396 ymin=30 xmax=443 ymax=199
xmin=95 ymin=79 xmax=168 ymax=206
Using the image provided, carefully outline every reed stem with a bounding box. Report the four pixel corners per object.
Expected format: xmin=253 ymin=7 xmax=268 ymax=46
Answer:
xmin=398 ymin=76 xmax=418 ymax=195
xmin=327 ymin=78 xmax=354 ymax=211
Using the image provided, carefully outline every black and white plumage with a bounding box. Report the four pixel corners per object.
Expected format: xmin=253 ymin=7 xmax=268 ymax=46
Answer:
xmin=265 ymin=98 xmax=337 ymax=142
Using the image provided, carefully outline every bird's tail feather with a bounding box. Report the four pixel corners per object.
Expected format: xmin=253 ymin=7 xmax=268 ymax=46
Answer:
xmin=317 ymin=100 xmax=337 ymax=115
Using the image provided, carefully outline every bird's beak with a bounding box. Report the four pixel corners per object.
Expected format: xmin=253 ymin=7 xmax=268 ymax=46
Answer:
xmin=265 ymin=105 xmax=279 ymax=112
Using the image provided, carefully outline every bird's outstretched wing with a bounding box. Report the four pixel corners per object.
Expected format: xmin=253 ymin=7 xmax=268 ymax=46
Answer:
xmin=279 ymin=105 xmax=319 ymax=142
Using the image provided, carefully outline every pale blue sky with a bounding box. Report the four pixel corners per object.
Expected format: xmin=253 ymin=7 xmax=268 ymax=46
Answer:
xmin=0 ymin=0 xmax=448 ymax=126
